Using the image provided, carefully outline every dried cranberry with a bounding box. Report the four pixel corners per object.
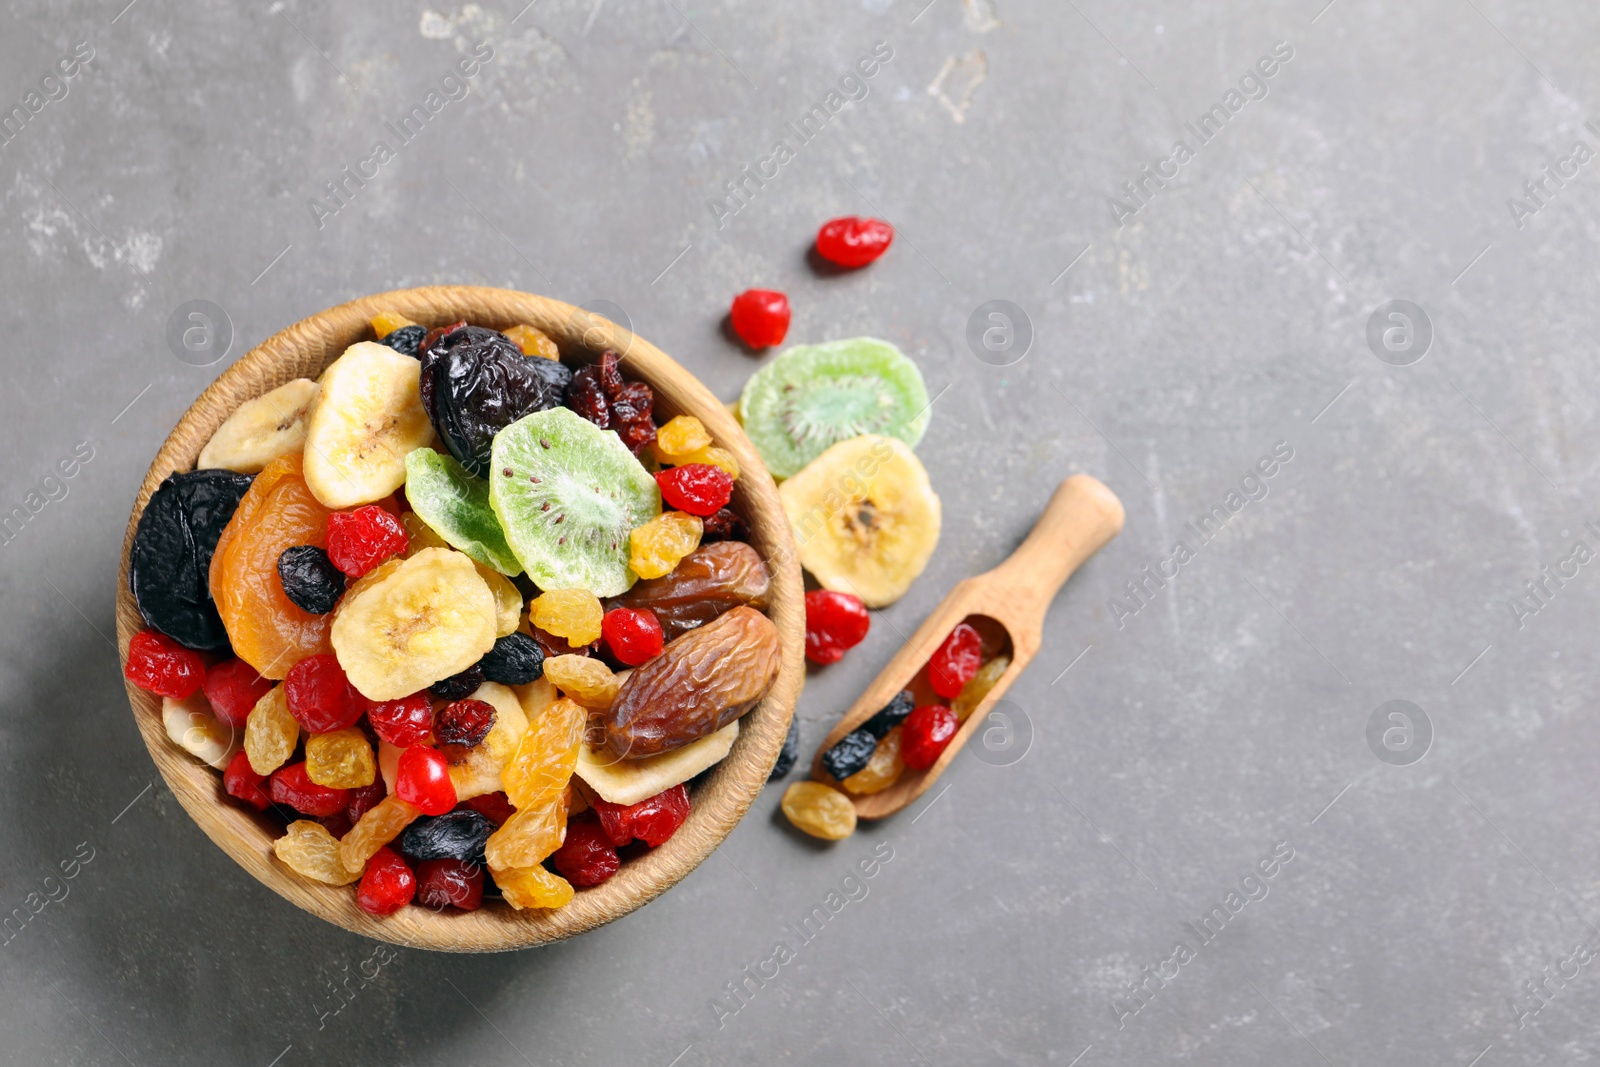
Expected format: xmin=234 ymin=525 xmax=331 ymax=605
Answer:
xmin=901 ymin=704 xmax=958 ymax=771
xmin=700 ymin=508 xmax=747 ymax=542
xmin=565 ymin=365 xmax=610 ymax=428
xmin=656 ymin=464 xmax=734 ymax=517
xmin=430 ymin=664 xmax=485 ymax=701
xmin=326 ymin=505 xmax=409 ymax=579
xmin=284 ymin=654 xmax=368 ymax=733
xmin=319 ymin=810 xmax=354 ymax=839
xmin=462 ymin=791 xmax=515 ymax=826
xmin=414 ymin=857 xmax=485 ymax=910
xmin=434 ymin=698 xmax=496 ymax=761
xmin=730 ymin=289 xmax=791 ymax=348
xmin=602 ymin=608 xmax=664 ymax=666
xmin=269 ymin=762 xmax=351 ymax=817
xmin=927 ymin=622 xmax=983 ymax=699
xmin=597 ymin=350 xmax=625 ymax=398
xmin=356 ymin=847 xmax=416 ymax=915
xmin=610 ymin=381 xmax=652 ymax=423
xmin=395 ymin=745 xmax=456 ymax=816
xmin=276 ymin=545 xmax=345 ymax=614
xmin=816 ymin=216 xmax=894 ymax=268
xmin=123 ymin=630 xmax=207 ymax=698
xmin=223 ymin=749 xmax=271 ymax=811
xmin=551 ymin=814 xmax=621 ymax=886
xmin=347 ymin=781 xmax=387 ymax=824
xmin=368 ymin=692 xmax=434 ymax=747
xmin=591 ymin=783 xmax=690 ymax=848
xmin=202 ymin=657 xmax=273 ymax=727
xmin=804 ymin=590 xmax=870 ymax=665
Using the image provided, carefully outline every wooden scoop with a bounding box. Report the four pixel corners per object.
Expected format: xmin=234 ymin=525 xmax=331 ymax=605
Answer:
xmin=810 ymin=474 xmax=1125 ymax=819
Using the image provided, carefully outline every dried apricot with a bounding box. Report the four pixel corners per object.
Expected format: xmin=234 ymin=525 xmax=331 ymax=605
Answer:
xmin=628 ymin=511 xmax=703 ymax=581
xmin=305 ymin=728 xmax=377 ymax=788
xmin=530 ymin=588 xmax=603 ymax=646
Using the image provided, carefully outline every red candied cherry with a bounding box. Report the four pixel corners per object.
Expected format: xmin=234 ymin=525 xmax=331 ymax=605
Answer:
xmin=901 ymin=704 xmax=958 ymax=771
xmin=346 ymin=781 xmax=387 ymax=824
xmin=203 ymin=658 xmax=274 ymax=728
xmin=927 ymin=621 xmax=983 ymax=699
xmin=368 ymin=692 xmax=433 ymax=747
xmin=124 ymin=630 xmax=206 ymax=698
xmin=804 ymin=590 xmax=870 ymax=665
xmin=268 ymin=762 xmax=352 ymax=817
xmin=551 ymin=814 xmax=621 ymax=887
xmin=395 ymin=745 xmax=456 ymax=815
xmin=602 ymin=608 xmax=664 ymax=666
xmin=414 ymin=857 xmax=485 ymax=911
xmin=730 ymin=289 xmax=791 ymax=349
xmin=284 ymin=654 xmax=368 ymax=733
xmin=326 ymin=504 xmax=410 ymax=579
xmin=656 ymin=464 xmax=734 ymax=517
xmin=461 ymin=791 xmax=514 ymax=827
xmin=591 ymin=783 xmax=691 ymax=848
xmin=816 ymin=216 xmax=894 ymax=268
xmin=356 ymin=847 xmax=416 ymax=916
xmin=223 ymin=750 xmax=272 ymax=811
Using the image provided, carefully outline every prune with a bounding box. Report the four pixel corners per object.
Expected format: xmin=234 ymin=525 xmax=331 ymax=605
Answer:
xmin=129 ymin=469 xmax=254 ymax=651
xmin=420 ymin=326 xmax=572 ymax=477
xmin=430 ymin=664 xmax=485 ymax=701
xmin=478 ymin=632 xmax=545 ymax=685
xmin=861 ymin=690 xmax=914 ymax=739
xmin=603 ymin=541 xmax=771 ymax=641
xmin=379 ymin=324 xmax=426 ymax=357
xmin=821 ymin=728 xmax=877 ymax=780
xmin=276 ymin=545 xmax=345 ymax=615
xmin=399 ymin=809 xmax=495 ymax=862
xmin=605 ymin=606 xmax=781 ymax=758
xmin=699 ymin=508 xmax=748 ymax=543
xmin=768 ymin=715 xmax=800 ymax=780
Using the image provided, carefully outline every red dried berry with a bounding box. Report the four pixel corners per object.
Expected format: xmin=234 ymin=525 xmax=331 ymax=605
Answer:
xmin=347 ymin=781 xmax=387 ymax=824
xmin=461 ymin=791 xmax=515 ymax=826
xmin=368 ymin=692 xmax=434 ymax=747
xmin=326 ymin=505 xmax=410 ymax=579
xmin=602 ymin=608 xmax=664 ymax=666
xmin=901 ymin=704 xmax=958 ymax=771
xmin=414 ymin=857 xmax=485 ymax=910
xmin=223 ymin=749 xmax=272 ymax=811
xmin=730 ymin=289 xmax=791 ymax=348
xmin=357 ymin=847 xmax=416 ymax=915
xmin=700 ymin=507 xmax=748 ymax=542
xmin=591 ymin=783 xmax=691 ymax=848
xmin=320 ymin=810 xmax=354 ymax=839
xmin=419 ymin=320 xmax=468 ymax=355
xmin=597 ymin=350 xmax=625 ymax=399
xmin=434 ymin=698 xmax=496 ymax=762
xmin=203 ymin=658 xmax=274 ymax=728
xmin=124 ymin=630 xmax=206 ymax=698
xmin=396 ymin=745 xmax=456 ymax=816
xmin=566 ymin=366 xmax=610 ymax=429
xmin=268 ymin=762 xmax=352 ymax=817
xmin=816 ymin=216 xmax=894 ymax=268
xmin=928 ymin=622 xmax=983 ymax=699
xmin=804 ymin=590 xmax=870 ymax=665
xmin=284 ymin=654 xmax=368 ymax=733
xmin=551 ymin=814 xmax=621 ymax=887
xmin=611 ymin=381 xmax=652 ymax=422
xmin=656 ymin=464 xmax=734 ymax=517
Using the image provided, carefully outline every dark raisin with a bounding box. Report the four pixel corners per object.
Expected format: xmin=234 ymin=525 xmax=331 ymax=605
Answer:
xmin=700 ymin=508 xmax=748 ymax=543
xmin=418 ymin=326 xmax=572 ymax=477
xmin=379 ymin=324 xmax=426 ymax=358
xmin=430 ymin=665 xmax=485 ymax=701
xmin=478 ymin=632 xmax=545 ymax=685
xmin=820 ymin=728 xmax=877 ymax=780
xmin=565 ymin=366 xmax=610 ymax=428
xmin=276 ymin=545 xmax=345 ymax=615
xmin=861 ymin=690 xmax=914 ymax=739
xmin=769 ymin=715 xmax=800 ymax=780
xmin=399 ymin=809 xmax=495 ymax=863
xmin=129 ymin=469 xmax=255 ymax=651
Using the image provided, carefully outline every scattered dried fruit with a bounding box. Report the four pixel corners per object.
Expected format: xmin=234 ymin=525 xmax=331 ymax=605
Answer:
xmin=821 ymin=728 xmax=877 ymax=781
xmin=953 ymin=656 xmax=1009 ymax=722
xmin=781 ymin=781 xmax=856 ymax=840
xmin=842 ymin=725 xmax=903 ymax=795
xmin=815 ymin=216 xmax=894 ymax=268
xmin=730 ymin=288 xmax=791 ymax=349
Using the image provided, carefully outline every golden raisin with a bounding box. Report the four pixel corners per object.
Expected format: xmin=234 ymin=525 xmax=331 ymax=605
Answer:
xmin=305 ymin=728 xmax=376 ymax=788
xmin=501 ymin=696 xmax=586 ymax=809
xmin=544 ymin=655 xmax=620 ymax=709
xmin=484 ymin=798 xmax=568 ymax=870
xmin=629 ymin=511 xmax=703 ymax=581
xmin=339 ymin=794 xmax=422 ymax=874
xmin=842 ymin=726 xmax=904 ymax=795
xmin=655 ymin=416 xmax=712 ymax=461
xmin=953 ymin=656 xmax=1010 ymax=722
xmin=679 ymin=445 xmax=739 ymax=479
xmin=244 ymin=683 xmax=298 ymax=775
xmin=504 ymin=324 xmax=561 ymax=360
xmin=274 ymin=820 xmax=361 ymax=885
xmin=530 ymin=588 xmax=603 ymax=646
xmin=492 ymin=863 xmax=575 ymax=910
xmin=781 ymin=781 xmax=857 ymax=840
xmin=371 ymin=310 xmax=418 ymax=337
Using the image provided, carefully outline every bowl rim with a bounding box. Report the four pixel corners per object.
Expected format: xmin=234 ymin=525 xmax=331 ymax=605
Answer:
xmin=115 ymin=285 xmax=804 ymax=952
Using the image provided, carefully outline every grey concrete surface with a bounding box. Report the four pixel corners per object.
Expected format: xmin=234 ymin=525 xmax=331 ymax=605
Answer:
xmin=3 ymin=0 xmax=1600 ymax=1063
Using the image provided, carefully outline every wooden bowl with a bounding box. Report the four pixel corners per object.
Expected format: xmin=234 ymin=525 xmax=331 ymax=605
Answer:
xmin=115 ymin=286 xmax=804 ymax=952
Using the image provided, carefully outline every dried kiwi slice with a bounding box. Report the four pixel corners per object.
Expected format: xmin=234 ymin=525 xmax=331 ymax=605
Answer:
xmin=489 ymin=407 xmax=661 ymax=597
xmin=738 ymin=337 xmax=930 ymax=479
xmin=404 ymin=449 xmax=521 ymax=576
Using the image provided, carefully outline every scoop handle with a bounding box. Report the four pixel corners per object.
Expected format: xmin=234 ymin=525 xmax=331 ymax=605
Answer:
xmin=985 ymin=475 xmax=1125 ymax=618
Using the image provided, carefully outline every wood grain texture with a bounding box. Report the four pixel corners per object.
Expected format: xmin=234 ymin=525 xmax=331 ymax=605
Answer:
xmin=114 ymin=286 xmax=804 ymax=952
xmin=810 ymin=475 xmax=1123 ymax=819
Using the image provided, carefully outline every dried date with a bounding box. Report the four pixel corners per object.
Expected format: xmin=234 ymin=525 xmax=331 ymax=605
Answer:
xmin=603 ymin=541 xmax=771 ymax=641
